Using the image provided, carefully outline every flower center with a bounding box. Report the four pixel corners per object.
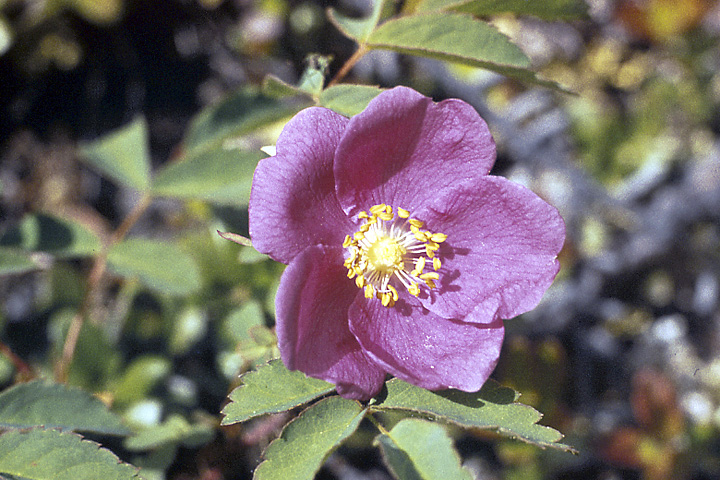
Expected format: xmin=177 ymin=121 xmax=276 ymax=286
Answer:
xmin=343 ymin=204 xmax=447 ymax=307
xmin=366 ymin=238 xmax=405 ymax=273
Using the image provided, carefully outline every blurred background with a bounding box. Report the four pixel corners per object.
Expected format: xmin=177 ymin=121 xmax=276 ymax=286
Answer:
xmin=1 ymin=0 xmax=720 ymax=479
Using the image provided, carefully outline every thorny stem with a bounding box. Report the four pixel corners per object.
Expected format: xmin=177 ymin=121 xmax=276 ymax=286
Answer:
xmin=55 ymin=194 xmax=152 ymax=383
xmin=327 ymin=45 xmax=369 ymax=88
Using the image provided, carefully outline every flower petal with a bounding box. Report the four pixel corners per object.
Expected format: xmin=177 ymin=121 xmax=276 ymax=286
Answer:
xmin=349 ymin=297 xmax=504 ymax=392
xmin=275 ymin=244 xmax=386 ymax=400
xmin=249 ymin=107 xmax=355 ymax=264
xmin=417 ymin=175 xmax=565 ymax=322
xmin=334 ymin=86 xmax=496 ymax=217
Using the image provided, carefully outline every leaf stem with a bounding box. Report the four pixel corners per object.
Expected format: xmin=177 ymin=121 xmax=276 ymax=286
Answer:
xmin=0 ymin=341 xmax=35 ymax=381
xmin=327 ymin=45 xmax=368 ymax=88
xmin=55 ymin=193 xmax=152 ymax=383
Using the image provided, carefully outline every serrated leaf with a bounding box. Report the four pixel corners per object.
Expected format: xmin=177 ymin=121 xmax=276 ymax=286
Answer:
xmin=221 ymin=360 xmax=335 ymax=425
xmin=375 ymin=379 xmax=575 ymax=452
xmin=79 ymin=117 xmax=151 ymax=192
xmin=152 ymin=147 xmax=265 ymax=206
xmin=124 ymin=414 xmax=214 ymax=451
xmin=367 ymin=13 xmax=568 ymax=90
xmin=0 ymin=213 xmax=102 ymax=258
xmin=0 ymin=381 xmax=129 ymax=436
xmin=375 ymin=419 xmax=473 ymax=480
xmin=254 ymin=396 xmax=365 ymax=480
xmin=328 ymin=0 xmax=388 ymax=43
xmin=417 ymin=0 xmax=589 ymax=20
xmin=0 ymin=429 xmax=139 ymax=480
xmin=107 ymin=238 xmax=202 ymax=295
xmin=0 ymin=248 xmax=38 ymax=275
xmin=318 ymin=84 xmax=385 ymax=117
xmin=182 ymin=88 xmax=306 ymax=157
xmin=0 ymin=382 xmax=128 ymax=437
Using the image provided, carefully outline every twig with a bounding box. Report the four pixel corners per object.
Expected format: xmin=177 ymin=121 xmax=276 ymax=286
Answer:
xmin=55 ymin=194 xmax=152 ymax=383
xmin=327 ymin=45 xmax=368 ymax=88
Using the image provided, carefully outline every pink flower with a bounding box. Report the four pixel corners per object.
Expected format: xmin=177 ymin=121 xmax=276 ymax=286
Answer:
xmin=249 ymin=86 xmax=565 ymax=400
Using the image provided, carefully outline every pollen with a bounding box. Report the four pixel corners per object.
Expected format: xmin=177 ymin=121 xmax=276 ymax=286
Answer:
xmin=343 ymin=204 xmax=447 ymax=307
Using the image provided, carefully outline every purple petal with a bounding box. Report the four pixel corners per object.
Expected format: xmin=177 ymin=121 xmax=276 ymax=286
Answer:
xmin=249 ymin=107 xmax=355 ymax=264
xmin=334 ymin=86 xmax=496 ymax=218
xmin=275 ymin=244 xmax=386 ymax=400
xmin=349 ymin=298 xmax=504 ymax=392
xmin=417 ymin=175 xmax=565 ymax=322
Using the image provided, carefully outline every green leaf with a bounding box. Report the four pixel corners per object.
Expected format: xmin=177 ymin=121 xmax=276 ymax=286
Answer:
xmin=375 ymin=379 xmax=575 ymax=452
xmin=107 ymin=238 xmax=202 ymax=295
xmin=296 ymin=54 xmax=332 ymax=97
xmin=368 ymin=13 xmax=529 ymax=68
xmin=79 ymin=117 xmax=151 ymax=192
xmin=417 ymin=0 xmax=589 ymax=20
xmin=182 ymin=88 xmax=306 ymax=157
xmin=261 ymin=55 xmax=332 ymax=101
xmin=254 ymin=396 xmax=366 ymax=480
xmin=318 ymin=85 xmax=385 ymax=117
xmin=328 ymin=0 xmax=388 ymax=43
xmin=0 ymin=213 xmax=102 ymax=258
xmin=375 ymin=419 xmax=473 ymax=480
xmin=124 ymin=414 xmax=214 ymax=451
xmin=0 ymin=381 xmax=129 ymax=435
xmin=0 ymin=429 xmax=139 ymax=480
xmin=221 ymin=360 xmax=335 ymax=425
xmin=262 ymin=75 xmax=307 ymax=99
xmin=152 ymin=147 xmax=265 ymax=206
xmin=112 ymin=355 xmax=172 ymax=407
xmin=0 ymin=248 xmax=38 ymax=275
xmin=366 ymin=13 xmax=568 ymax=90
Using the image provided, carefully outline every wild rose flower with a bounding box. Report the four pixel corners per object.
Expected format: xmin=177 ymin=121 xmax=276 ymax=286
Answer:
xmin=249 ymin=86 xmax=565 ymax=400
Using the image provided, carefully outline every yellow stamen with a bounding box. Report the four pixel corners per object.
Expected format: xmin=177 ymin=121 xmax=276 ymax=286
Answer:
xmin=420 ymin=272 xmax=439 ymax=281
xmin=343 ymin=203 xmax=447 ymax=307
xmin=412 ymin=257 xmax=426 ymax=276
xmin=430 ymin=232 xmax=448 ymax=243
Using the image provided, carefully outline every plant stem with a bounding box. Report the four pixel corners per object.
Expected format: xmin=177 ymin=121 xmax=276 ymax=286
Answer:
xmin=55 ymin=194 xmax=152 ymax=383
xmin=0 ymin=341 xmax=35 ymax=381
xmin=327 ymin=45 xmax=369 ymax=88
